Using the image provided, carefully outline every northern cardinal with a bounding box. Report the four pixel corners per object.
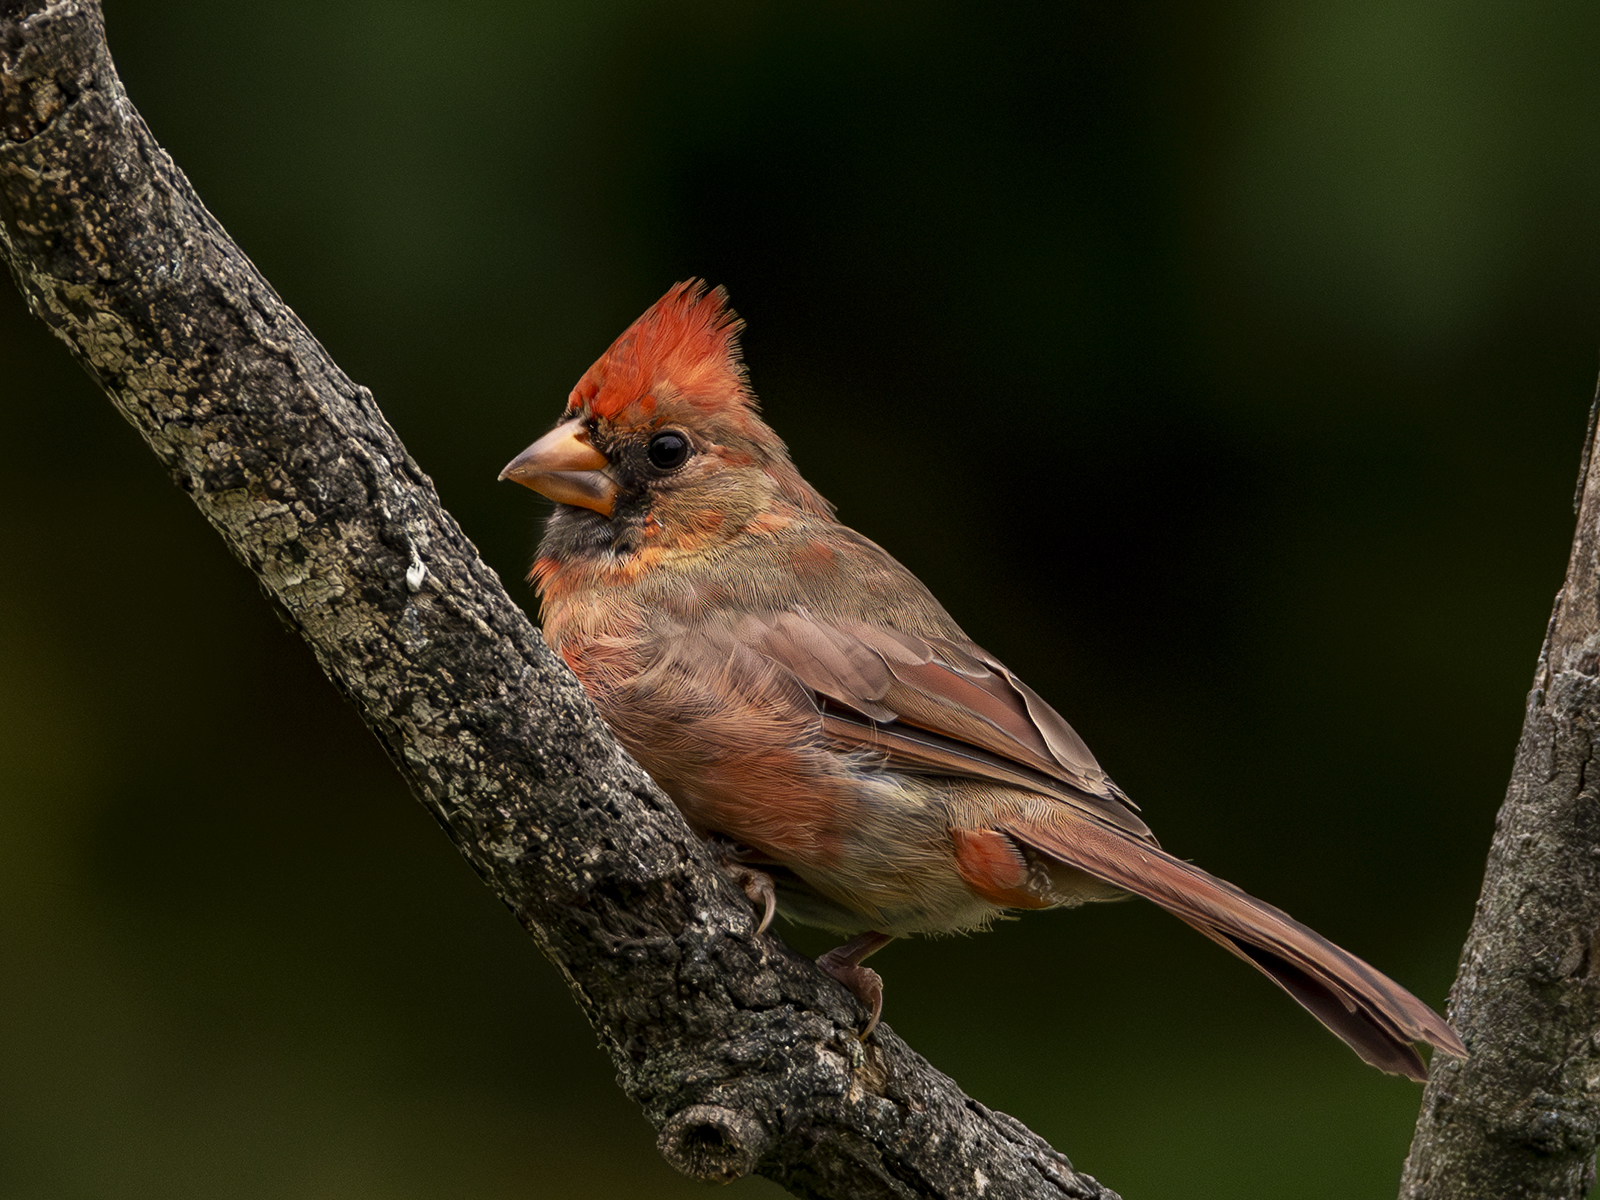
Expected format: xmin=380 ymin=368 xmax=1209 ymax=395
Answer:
xmin=500 ymin=280 xmax=1465 ymax=1079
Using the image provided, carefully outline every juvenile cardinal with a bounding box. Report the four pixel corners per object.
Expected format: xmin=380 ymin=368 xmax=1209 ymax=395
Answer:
xmin=500 ymin=280 xmax=1466 ymax=1079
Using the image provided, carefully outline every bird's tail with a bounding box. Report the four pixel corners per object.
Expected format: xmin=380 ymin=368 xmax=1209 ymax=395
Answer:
xmin=1000 ymin=815 xmax=1466 ymax=1080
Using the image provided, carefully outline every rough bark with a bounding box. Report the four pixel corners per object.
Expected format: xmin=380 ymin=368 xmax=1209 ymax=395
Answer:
xmin=0 ymin=2 xmax=1118 ymax=1197
xmin=1399 ymin=391 xmax=1600 ymax=1199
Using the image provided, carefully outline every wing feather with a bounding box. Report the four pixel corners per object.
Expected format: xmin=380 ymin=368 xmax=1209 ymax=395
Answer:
xmin=736 ymin=609 xmax=1151 ymax=838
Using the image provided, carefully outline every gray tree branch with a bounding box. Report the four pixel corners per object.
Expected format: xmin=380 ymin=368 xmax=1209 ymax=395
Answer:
xmin=0 ymin=2 xmax=1117 ymax=1197
xmin=1399 ymin=390 xmax=1600 ymax=1198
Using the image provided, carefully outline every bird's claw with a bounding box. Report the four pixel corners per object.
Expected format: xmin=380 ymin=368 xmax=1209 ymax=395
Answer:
xmin=817 ymin=954 xmax=884 ymax=1040
xmin=707 ymin=839 xmax=777 ymax=935
xmin=734 ymin=867 xmax=777 ymax=935
xmin=817 ymin=931 xmax=893 ymax=1040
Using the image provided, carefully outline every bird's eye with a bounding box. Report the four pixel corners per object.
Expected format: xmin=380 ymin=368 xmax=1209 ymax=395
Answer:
xmin=647 ymin=430 xmax=691 ymax=471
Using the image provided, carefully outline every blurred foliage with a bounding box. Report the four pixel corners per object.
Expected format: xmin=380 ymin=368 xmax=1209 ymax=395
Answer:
xmin=2 ymin=1 xmax=1596 ymax=1197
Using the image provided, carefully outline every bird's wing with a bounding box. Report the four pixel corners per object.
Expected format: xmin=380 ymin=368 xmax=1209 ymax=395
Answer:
xmin=738 ymin=608 xmax=1153 ymax=839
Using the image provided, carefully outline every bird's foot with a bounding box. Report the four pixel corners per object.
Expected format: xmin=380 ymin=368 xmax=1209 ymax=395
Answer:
xmin=707 ymin=839 xmax=777 ymax=935
xmin=817 ymin=931 xmax=893 ymax=1040
xmin=734 ymin=868 xmax=778 ymax=935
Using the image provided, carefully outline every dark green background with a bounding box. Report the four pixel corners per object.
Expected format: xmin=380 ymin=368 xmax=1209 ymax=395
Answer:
xmin=2 ymin=2 xmax=1594 ymax=1197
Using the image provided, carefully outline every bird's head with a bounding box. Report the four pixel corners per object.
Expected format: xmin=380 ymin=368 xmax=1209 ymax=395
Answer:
xmin=500 ymin=281 xmax=832 ymax=559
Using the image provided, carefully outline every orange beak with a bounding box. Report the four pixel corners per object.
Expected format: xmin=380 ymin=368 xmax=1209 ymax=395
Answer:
xmin=499 ymin=417 xmax=617 ymax=517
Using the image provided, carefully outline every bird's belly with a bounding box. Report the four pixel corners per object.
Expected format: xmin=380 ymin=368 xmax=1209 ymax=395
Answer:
xmin=672 ymin=762 xmax=1011 ymax=939
xmin=565 ymin=624 xmax=1087 ymax=937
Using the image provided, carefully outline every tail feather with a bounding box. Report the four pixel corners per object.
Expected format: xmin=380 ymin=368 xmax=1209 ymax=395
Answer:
xmin=1000 ymin=815 xmax=1467 ymax=1080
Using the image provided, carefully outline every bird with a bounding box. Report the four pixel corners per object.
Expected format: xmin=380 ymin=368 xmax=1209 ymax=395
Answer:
xmin=499 ymin=279 xmax=1466 ymax=1080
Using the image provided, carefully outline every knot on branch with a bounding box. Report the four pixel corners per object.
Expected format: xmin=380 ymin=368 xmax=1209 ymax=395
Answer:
xmin=656 ymin=1103 xmax=770 ymax=1183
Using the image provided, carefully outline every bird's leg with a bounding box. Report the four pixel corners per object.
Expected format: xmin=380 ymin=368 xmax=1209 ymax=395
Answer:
xmin=816 ymin=931 xmax=894 ymax=1039
xmin=706 ymin=837 xmax=777 ymax=935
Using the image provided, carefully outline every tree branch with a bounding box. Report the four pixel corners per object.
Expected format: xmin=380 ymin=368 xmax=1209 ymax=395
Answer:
xmin=1399 ymin=388 xmax=1600 ymax=1199
xmin=0 ymin=2 xmax=1116 ymax=1196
